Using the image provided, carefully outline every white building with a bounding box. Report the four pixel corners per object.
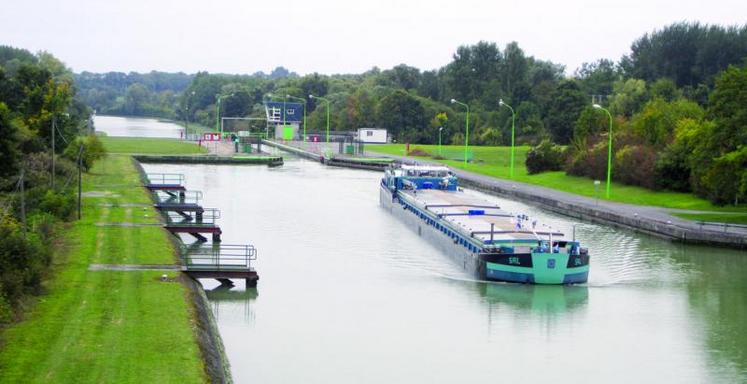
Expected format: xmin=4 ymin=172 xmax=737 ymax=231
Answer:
xmin=357 ymin=128 xmax=388 ymax=144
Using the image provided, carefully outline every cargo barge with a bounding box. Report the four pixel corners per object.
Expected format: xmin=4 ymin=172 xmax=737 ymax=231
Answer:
xmin=380 ymin=164 xmax=589 ymax=284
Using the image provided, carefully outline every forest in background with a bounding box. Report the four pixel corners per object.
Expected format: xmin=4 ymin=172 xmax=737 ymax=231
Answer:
xmin=75 ymin=22 xmax=747 ymax=205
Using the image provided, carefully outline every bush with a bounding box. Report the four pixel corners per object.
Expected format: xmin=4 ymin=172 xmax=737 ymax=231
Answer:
xmin=567 ymin=140 xmax=610 ymax=180
xmin=614 ymin=144 xmax=658 ymax=189
xmin=21 ymin=152 xmax=77 ymax=191
xmin=525 ymin=140 xmax=566 ymax=174
xmin=0 ymin=285 xmax=11 ymax=324
xmin=37 ymin=190 xmax=75 ymax=220
xmin=0 ymin=214 xmax=50 ymax=306
xmin=63 ymin=134 xmax=106 ymax=171
xmin=697 ymin=146 xmax=747 ymax=205
xmin=407 ymin=148 xmax=430 ymax=157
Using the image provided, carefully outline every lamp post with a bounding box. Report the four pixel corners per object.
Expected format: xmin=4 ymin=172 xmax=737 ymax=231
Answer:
xmin=215 ymin=93 xmax=233 ymax=137
xmin=309 ymin=94 xmax=330 ymax=143
xmin=286 ymin=95 xmax=307 ymax=142
xmin=185 ymin=90 xmax=195 ymax=140
xmin=593 ymin=104 xmax=613 ymax=199
xmin=499 ymin=98 xmax=516 ymax=178
xmin=438 ymin=126 xmax=443 ymax=156
xmin=450 ymin=98 xmax=470 ymax=164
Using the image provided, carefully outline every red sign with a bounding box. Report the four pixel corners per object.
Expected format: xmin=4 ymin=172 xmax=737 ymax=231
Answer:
xmin=202 ymin=132 xmax=220 ymax=141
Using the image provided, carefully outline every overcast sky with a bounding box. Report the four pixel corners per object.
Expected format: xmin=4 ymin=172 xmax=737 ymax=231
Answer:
xmin=2 ymin=0 xmax=745 ymax=76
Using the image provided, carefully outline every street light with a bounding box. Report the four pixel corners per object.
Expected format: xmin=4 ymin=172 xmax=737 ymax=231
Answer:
xmin=286 ymin=94 xmax=307 ymax=142
xmin=215 ymin=93 xmax=233 ymax=137
xmin=450 ymin=98 xmax=470 ymax=164
xmin=499 ymin=98 xmax=516 ymax=178
xmin=185 ymin=90 xmax=195 ymax=140
xmin=438 ymin=126 xmax=443 ymax=156
xmin=309 ymin=94 xmax=330 ymax=143
xmin=593 ymin=103 xmax=613 ymax=199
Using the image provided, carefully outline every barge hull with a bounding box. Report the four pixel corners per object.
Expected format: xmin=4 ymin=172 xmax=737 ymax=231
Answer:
xmin=380 ymin=184 xmax=589 ymax=284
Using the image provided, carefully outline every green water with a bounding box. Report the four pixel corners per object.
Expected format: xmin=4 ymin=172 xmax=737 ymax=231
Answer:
xmin=145 ymin=158 xmax=747 ymax=383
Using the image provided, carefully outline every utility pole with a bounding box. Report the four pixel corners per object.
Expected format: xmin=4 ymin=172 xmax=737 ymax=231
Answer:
xmin=78 ymin=144 xmax=84 ymax=219
xmin=20 ymin=170 xmax=26 ymax=238
xmin=51 ymin=115 xmax=55 ymax=190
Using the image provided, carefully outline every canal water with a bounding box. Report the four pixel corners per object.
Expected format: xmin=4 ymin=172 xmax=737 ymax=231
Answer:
xmin=108 ymin=116 xmax=746 ymax=383
xmin=144 ymin=158 xmax=747 ymax=384
xmin=94 ymin=115 xmax=183 ymax=138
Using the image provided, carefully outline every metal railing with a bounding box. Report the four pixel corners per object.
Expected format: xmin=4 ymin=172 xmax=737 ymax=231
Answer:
xmin=165 ymin=208 xmax=221 ymax=225
xmin=181 ymin=243 xmax=257 ymax=271
xmin=696 ymin=221 xmax=747 ymax=233
xmin=145 ymin=173 xmax=184 ymax=185
xmin=155 ymin=190 xmax=203 ymax=204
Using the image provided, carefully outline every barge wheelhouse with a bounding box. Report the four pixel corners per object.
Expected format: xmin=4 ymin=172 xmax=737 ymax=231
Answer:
xmin=380 ymin=164 xmax=589 ymax=285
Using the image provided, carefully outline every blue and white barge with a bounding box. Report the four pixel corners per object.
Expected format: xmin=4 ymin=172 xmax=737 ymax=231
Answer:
xmin=380 ymin=164 xmax=589 ymax=284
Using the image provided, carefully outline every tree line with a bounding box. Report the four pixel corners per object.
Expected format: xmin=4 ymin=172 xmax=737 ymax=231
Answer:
xmin=0 ymin=46 xmax=104 ymax=324
xmin=73 ymin=21 xmax=747 ymax=205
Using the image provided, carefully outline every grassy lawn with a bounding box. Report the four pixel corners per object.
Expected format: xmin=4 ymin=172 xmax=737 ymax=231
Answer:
xmin=101 ymin=136 xmax=207 ymax=155
xmin=0 ymin=155 xmax=206 ymax=383
xmin=370 ymin=144 xmax=747 ymax=212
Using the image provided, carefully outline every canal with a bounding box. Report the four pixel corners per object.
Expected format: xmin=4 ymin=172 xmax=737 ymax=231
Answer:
xmin=100 ymin=117 xmax=747 ymax=383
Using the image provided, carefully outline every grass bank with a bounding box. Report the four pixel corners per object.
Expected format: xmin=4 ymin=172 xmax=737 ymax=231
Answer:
xmin=369 ymin=144 xmax=746 ymax=213
xmin=0 ymin=152 xmax=206 ymax=382
xmin=101 ymin=136 xmax=206 ymax=155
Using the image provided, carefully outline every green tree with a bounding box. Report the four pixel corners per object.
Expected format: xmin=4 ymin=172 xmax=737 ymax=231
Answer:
xmin=376 ymin=90 xmax=426 ymax=141
xmin=625 ymin=22 xmax=747 ymax=87
xmin=123 ymin=83 xmax=149 ymax=115
xmin=575 ymin=58 xmax=618 ymax=96
xmin=546 ymin=80 xmax=586 ymax=144
xmin=631 ymin=98 xmax=704 ymax=147
xmin=379 ymin=64 xmax=421 ymax=90
xmin=0 ymin=103 xmax=19 ymax=178
xmin=609 ymin=78 xmax=648 ymax=117
xmin=690 ymin=64 xmax=747 ymax=204
xmin=649 ymin=78 xmax=681 ymax=101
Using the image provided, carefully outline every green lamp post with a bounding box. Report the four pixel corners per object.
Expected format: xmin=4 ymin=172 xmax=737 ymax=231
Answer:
xmin=499 ymin=98 xmax=516 ymax=178
xmin=450 ymin=98 xmax=470 ymax=164
xmin=286 ymin=94 xmax=307 ymax=142
xmin=215 ymin=92 xmax=233 ymax=137
xmin=593 ymin=104 xmax=614 ymax=199
xmin=309 ymin=94 xmax=330 ymax=143
xmin=438 ymin=126 xmax=443 ymax=156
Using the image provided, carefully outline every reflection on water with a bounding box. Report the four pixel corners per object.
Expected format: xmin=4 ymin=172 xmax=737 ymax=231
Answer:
xmin=676 ymin=245 xmax=747 ymax=379
xmin=143 ymin=156 xmax=747 ymax=383
xmin=204 ymin=281 xmax=258 ymax=324
xmin=479 ymin=283 xmax=588 ymax=314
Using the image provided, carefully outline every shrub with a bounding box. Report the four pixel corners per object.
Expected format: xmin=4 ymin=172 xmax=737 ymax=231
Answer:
xmin=525 ymin=140 xmax=566 ymax=174
xmin=63 ymin=134 xmax=106 ymax=171
xmin=0 ymin=285 xmax=11 ymax=324
xmin=407 ymin=148 xmax=430 ymax=157
xmin=22 ymin=152 xmax=77 ymax=191
xmin=0 ymin=213 xmax=49 ymax=305
xmin=614 ymin=144 xmax=658 ymax=189
xmin=698 ymin=146 xmax=747 ymax=205
xmin=37 ymin=190 xmax=75 ymax=220
xmin=567 ymin=140 xmax=610 ymax=180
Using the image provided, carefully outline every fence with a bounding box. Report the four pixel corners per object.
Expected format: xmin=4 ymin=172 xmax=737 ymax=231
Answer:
xmin=181 ymin=243 xmax=257 ymax=271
